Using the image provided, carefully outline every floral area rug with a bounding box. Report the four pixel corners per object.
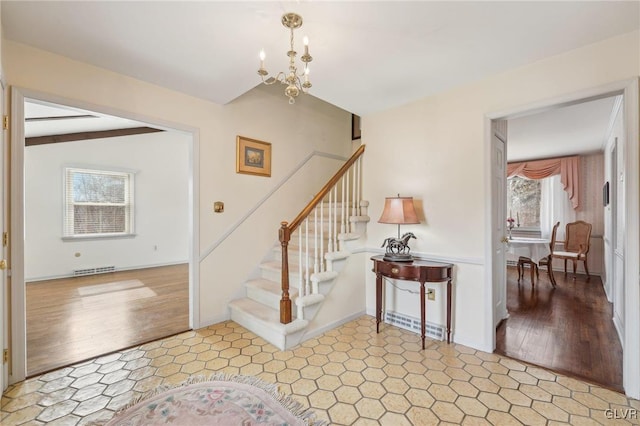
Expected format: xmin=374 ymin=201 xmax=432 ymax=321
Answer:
xmin=104 ymin=373 xmax=325 ymax=426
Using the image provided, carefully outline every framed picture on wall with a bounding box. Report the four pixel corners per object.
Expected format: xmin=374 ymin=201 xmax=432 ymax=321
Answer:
xmin=236 ymin=136 xmax=271 ymax=177
xmin=352 ymin=114 xmax=361 ymax=140
xmin=603 ymin=181 xmax=610 ymax=206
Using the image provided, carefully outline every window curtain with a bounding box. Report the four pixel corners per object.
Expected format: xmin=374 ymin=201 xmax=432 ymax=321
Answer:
xmin=539 ymin=175 xmax=576 ymax=241
xmin=507 ymin=156 xmax=580 ymax=210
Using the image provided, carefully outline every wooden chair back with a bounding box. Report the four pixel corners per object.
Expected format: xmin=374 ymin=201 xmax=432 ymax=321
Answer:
xmin=564 ymin=220 xmax=592 ymax=254
xmin=549 ymin=221 xmax=560 ymax=252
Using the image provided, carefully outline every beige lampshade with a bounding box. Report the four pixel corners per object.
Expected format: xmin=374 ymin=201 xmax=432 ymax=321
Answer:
xmin=378 ymin=196 xmax=419 ymax=224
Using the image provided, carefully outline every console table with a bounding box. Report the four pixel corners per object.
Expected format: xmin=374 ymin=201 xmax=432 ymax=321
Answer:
xmin=371 ymin=255 xmax=454 ymax=349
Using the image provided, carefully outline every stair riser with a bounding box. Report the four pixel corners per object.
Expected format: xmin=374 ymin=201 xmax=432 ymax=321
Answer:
xmin=260 ymin=267 xmax=302 ymax=284
xmin=246 ymin=285 xmax=291 ymax=313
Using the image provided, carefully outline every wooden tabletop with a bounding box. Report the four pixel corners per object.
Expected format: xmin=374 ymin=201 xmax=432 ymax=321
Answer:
xmin=371 ymin=255 xmax=453 ymax=269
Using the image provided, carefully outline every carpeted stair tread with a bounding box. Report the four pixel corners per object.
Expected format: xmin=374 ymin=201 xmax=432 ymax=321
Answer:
xmin=246 ymin=278 xmax=297 ymax=296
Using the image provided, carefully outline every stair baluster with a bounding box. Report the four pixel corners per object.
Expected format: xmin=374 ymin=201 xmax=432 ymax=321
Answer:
xmin=308 ymin=216 xmax=310 ymax=296
xmin=320 ymin=201 xmax=324 ymax=272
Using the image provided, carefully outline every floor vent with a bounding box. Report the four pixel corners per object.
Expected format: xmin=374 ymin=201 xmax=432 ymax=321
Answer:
xmin=73 ymin=266 xmax=116 ymax=277
xmin=384 ymin=310 xmax=445 ymax=341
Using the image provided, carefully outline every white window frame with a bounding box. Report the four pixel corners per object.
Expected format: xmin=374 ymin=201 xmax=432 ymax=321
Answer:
xmin=507 ymin=176 xmax=542 ymax=234
xmin=63 ymin=167 xmax=135 ymax=239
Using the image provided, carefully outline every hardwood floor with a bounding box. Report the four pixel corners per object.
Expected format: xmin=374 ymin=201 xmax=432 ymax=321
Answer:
xmin=496 ymin=266 xmax=623 ymax=392
xmin=26 ymin=264 xmax=189 ymax=376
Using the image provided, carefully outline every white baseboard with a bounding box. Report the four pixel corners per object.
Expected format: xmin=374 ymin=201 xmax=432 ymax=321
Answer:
xmin=201 ymin=313 xmax=232 ymax=329
xmin=613 ymin=314 xmax=625 ymax=349
xmin=301 ymin=310 xmax=367 ymax=342
xmin=26 ymin=260 xmax=189 ymax=283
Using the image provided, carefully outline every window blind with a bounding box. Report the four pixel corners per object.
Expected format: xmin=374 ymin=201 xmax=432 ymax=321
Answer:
xmin=64 ymin=168 xmax=134 ymax=237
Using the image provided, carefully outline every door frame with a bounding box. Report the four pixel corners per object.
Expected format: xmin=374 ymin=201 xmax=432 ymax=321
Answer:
xmin=484 ymin=78 xmax=640 ymax=398
xmin=1 ymin=78 xmax=7 ymax=393
xmin=490 ymin=122 xmax=508 ymax=330
xmin=9 ymin=87 xmax=200 ymax=384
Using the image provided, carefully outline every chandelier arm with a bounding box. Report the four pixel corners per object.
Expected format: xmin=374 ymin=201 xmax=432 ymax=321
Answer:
xmin=260 ymin=72 xmax=288 ymax=86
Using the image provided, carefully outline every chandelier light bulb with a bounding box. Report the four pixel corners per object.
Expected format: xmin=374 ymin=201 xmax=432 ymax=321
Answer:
xmin=303 ymin=36 xmax=309 ymax=46
xmin=259 ymin=49 xmax=266 ymax=61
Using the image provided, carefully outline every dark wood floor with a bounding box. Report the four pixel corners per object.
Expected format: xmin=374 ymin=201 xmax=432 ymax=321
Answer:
xmin=496 ymin=266 xmax=623 ymax=392
xmin=26 ymin=264 xmax=190 ymax=376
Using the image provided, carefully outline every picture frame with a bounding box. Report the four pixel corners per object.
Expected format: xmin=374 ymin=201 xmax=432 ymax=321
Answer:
xmin=351 ymin=114 xmax=361 ymax=140
xmin=603 ymin=181 xmax=610 ymax=206
xmin=236 ymin=136 xmax=271 ymax=177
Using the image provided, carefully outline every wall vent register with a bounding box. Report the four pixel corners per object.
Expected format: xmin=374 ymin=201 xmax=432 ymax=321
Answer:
xmin=73 ymin=265 xmax=116 ymax=277
xmin=385 ymin=310 xmax=445 ymax=341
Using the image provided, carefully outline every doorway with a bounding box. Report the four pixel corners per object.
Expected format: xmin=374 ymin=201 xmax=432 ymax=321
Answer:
xmin=9 ymin=88 xmax=200 ymax=384
xmin=486 ymin=79 xmax=640 ymax=398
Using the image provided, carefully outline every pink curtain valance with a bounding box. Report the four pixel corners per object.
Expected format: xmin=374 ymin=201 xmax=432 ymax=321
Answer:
xmin=507 ymin=156 xmax=580 ymax=210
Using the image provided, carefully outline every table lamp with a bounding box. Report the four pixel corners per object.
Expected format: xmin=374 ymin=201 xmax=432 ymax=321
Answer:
xmin=378 ymin=195 xmax=420 ymax=262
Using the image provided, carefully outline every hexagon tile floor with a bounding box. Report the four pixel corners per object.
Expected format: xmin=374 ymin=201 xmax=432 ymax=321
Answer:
xmin=2 ymin=316 xmax=639 ymax=425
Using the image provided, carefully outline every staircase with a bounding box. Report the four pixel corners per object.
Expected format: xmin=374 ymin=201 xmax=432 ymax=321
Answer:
xmin=229 ymin=145 xmax=368 ymax=350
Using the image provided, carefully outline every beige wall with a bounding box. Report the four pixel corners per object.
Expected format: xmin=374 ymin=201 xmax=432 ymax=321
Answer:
xmin=362 ymin=30 xmax=639 ymax=350
xmin=574 ymin=153 xmax=604 ymax=275
xmin=3 ymin=40 xmax=353 ymax=327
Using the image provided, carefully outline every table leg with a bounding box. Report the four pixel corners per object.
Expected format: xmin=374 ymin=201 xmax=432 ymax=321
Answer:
xmin=420 ymin=281 xmax=426 ymax=350
xmin=376 ymin=273 xmax=382 ymax=334
xmin=446 ymin=276 xmax=452 ymax=344
xmin=530 ymin=263 xmax=535 ymax=286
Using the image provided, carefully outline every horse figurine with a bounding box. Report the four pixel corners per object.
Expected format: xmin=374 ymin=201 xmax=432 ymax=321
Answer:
xmin=381 ymin=232 xmax=416 ymax=255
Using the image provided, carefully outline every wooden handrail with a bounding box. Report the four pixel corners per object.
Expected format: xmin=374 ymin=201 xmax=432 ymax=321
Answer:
xmin=278 ymin=144 xmax=365 ymax=323
xmin=289 ymin=144 xmax=366 ymax=233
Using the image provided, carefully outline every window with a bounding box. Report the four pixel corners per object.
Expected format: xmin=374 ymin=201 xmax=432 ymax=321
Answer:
xmin=507 ymin=176 xmax=541 ymax=229
xmin=64 ymin=167 xmax=134 ymax=238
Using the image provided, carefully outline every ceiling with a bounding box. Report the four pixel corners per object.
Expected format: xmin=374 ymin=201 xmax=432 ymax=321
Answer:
xmin=25 ymin=100 xmax=146 ymax=138
xmin=3 ymin=1 xmax=638 ymax=116
xmin=507 ymin=96 xmax=619 ymax=162
xmin=10 ymin=2 xmax=634 ymax=158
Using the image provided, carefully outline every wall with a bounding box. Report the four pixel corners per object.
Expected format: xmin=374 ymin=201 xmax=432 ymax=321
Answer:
xmin=545 ymin=153 xmax=605 ymax=276
xmin=362 ymin=30 xmax=639 ymax=351
xmin=3 ymin=41 xmax=353 ymax=327
xmin=24 ymin=131 xmax=190 ymax=280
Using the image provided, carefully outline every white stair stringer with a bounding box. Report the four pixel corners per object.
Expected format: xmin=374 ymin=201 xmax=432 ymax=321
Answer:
xmin=229 ymin=207 xmax=369 ymax=351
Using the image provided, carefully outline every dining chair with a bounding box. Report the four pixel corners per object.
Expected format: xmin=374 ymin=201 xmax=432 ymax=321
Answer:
xmin=550 ymin=220 xmax=592 ymax=280
xmin=539 ymin=221 xmax=560 ymax=287
xmin=517 ymin=256 xmax=538 ymax=286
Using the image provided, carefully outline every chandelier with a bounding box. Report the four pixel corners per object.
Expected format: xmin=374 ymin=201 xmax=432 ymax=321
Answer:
xmin=257 ymin=13 xmax=313 ymax=104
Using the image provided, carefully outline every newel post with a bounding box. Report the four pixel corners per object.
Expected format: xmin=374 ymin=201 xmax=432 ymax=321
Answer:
xmin=279 ymin=221 xmax=292 ymax=324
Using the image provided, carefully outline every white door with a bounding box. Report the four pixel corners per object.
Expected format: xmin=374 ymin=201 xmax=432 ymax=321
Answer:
xmin=1 ymin=80 xmax=7 ymax=393
xmin=492 ymin=120 xmax=508 ymax=329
